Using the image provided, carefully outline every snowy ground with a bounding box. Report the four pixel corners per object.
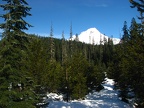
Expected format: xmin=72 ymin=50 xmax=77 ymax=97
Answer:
xmin=46 ymin=78 xmax=132 ymax=108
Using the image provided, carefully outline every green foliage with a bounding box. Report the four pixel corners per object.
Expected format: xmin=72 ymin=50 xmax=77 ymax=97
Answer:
xmin=121 ymin=21 xmax=130 ymax=43
xmin=0 ymin=0 xmax=32 ymax=35
xmin=46 ymin=60 xmax=62 ymax=92
xmin=1 ymin=1 xmax=144 ymax=107
xmin=0 ymin=35 xmax=37 ymax=107
xmin=130 ymin=0 xmax=144 ymax=24
xmin=26 ymin=34 xmax=112 ymax=101
xmin=0 ymin=1 xmax=116 ymax=104
xmin=108 ymin=16 xmax=144 ymax=106
xmin=0 ymin=0 xmax=37 ymax=107
xmin=67 ymin=53 xmax=88 ymax=99
xmin=27 ymin=38 xmax=48 ymax=85
xmin=87 ymin=64 xmax=105 ymax=92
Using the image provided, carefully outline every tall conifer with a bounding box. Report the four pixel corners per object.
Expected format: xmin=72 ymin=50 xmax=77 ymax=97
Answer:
xmin=0 ymin=0 xmax=36 ymax=107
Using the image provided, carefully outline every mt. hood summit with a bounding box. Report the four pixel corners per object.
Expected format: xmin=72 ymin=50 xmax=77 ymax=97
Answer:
xmin=72 ymin=28 xmax=120 ymax=45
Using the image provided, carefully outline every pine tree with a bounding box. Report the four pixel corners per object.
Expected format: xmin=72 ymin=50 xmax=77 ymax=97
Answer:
xmin=75 ymin=33 xmax=79 ymax=42
xmin=121 ymin=21 xmax=130 ymax=43
xmin=130 ymin=0 xmax=144 ymax=24
xmin=61 ymin=31 xmax=69 ymax=101
xmin=112 ymin=17 xmax=144 ymax=106
xmin=49 ymin=23 xmax=55 ymax=61
xmin=68 ymin=53 xmax=88 ymax=99
xmin=128 ymin=17 xmax=144 ymax=107
xmin=27 ymin=38 xmax=48 ymax=87
xmin=127 ymin=1 xmax=144 ymax=106
xmin=0 ymin=0 xmax=32 ymax=38
xmin=69 ymin=23 xmax=73 ymax=58
xmin=0 ymin=0 xmax=36 ymax=107
xmin=61 ymin=31 xmax=69 ymax=83
xmin=61 ymin=31 xmax=67 ymax=66
xmin=43 ymin=23 xmax=63 ymax=93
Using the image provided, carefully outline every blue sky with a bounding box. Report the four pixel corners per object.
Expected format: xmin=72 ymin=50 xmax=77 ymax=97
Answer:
xmin=0 ymin=0 xmax=140 ymax=39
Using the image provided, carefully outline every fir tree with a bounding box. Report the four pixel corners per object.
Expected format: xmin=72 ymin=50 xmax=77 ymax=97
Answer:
xmin=0 ymin=0 xmax=32 ymax=38
xmin=49 ymin=22 xmax=55 ymax=61
xmin=75 ymin=33 xmax=79 ymax=42
xmin=128 ymin=18 xmax=144 ymax=107
xmin=68 ymin=53 xmax=88 ymax=99
xmin=0 ymin=0 xmax=36 ymax=107
xmin=61 ymin=31 xmax=67 ymax=66
xmin=121 ymin=21 xmax=130 ymax=43
xmin=130 ymin=0 xmax=144 ymax=24
xmin=69 ymin=23 xmax=73 ymax=58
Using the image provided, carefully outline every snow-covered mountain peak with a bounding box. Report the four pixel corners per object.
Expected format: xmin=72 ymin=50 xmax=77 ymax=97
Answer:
xmin=85 ymin=27 xmax=100 ymax=34
xmin=72 ymin=27 xmax=120 ymax=45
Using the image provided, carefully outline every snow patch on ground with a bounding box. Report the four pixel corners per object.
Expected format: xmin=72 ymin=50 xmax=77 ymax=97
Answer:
xmin=47 ymin=78 xmax=131 ymax=108
xmin=47 ymin=93 xmax=63 ymax=101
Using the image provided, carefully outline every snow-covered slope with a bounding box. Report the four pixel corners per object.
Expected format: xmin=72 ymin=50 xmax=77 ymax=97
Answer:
xmin=72 ymin=28 xmax=120 ymax=45
xmin=47 ymin=77 xmax=131 ymax=108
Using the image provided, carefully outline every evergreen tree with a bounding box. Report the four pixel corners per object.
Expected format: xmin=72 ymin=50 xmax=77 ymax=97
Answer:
xmin=121 ymin=21 xmax=130 ymax=43
xmin=69 ymin=23 xmax=73 ymax=58
xmin=46 ymin=60 xmax=62 ymax=92
xmin=130 ymin=0 xmax=144 ymax=24
xmin=68 ymin=53 xmax=88 ymax=99
xmin=109 ymin=16 xmax=144 ymax=106
xmin=41 ymin=24 xmax=62 ymax=93
xmin=0 ymin=0 xmax=36 ymax=107
xmin=128 ymin=17 xmax=144 ymax=107
xmin=99 ymin=34 xmax=103 ymax=65
xmin=0 ymin=0 xmax=32 ymax=37
xmin=75 ymin=33 xmax=79 ymax=42
xmin=49 ymin=23 xmax=55 ymax=61
xmin=27 ymin=38 xmax=48 ymax=87
xmin=61 ymin=31 xmax=67 ymax=66
xmin=60 ymin=31 xmax=69 ymax=101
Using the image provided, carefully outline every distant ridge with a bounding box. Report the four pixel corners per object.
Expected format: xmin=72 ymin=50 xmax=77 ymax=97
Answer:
xmin=72 ymin=28 xmax=120 ymax=45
